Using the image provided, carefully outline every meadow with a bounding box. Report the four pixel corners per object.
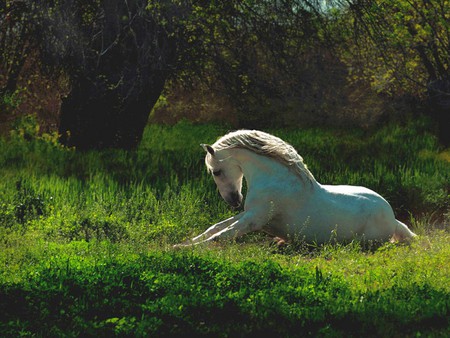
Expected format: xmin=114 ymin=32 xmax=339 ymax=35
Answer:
xmin=0 ymin=117 xmax=449 ymax=337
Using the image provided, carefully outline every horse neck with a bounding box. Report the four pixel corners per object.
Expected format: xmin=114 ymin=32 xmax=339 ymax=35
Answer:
xmin=232 ymin=148 xmax=313 ymax=190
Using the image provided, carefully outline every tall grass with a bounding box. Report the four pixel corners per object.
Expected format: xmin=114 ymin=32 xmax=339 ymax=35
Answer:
xmin=0 ymin=117 xmax=449 ymax=336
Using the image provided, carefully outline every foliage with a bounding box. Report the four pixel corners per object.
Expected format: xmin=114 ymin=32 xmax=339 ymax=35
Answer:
xmin=0 ymin=120 xmax=449 ymax=336
xmin=1 ymin=0 xmax=181 ymax=149
xmin=0 ymin=1 xmax=34 ymax=94
xmin=334 ymin=1 xmax=449 ymax=145
xmin=338 ymin=0 xmax=450 ymax=98
xmin=1 ymin=238 xmax=448 ymax=337
xmin=2 ymin=0 xmax=450 ymax=146
xmin=1 ymin=0 xmax=351 ymax=145
xmin=150 ymin=0 xmax=348 ymax=127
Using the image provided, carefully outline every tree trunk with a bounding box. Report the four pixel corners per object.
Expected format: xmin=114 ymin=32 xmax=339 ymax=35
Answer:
xmin=428 ymin=77 xmax=450 ymax=146
xmin=59 ymin=76 xmax=166 ymax=150
xmin=55 ymin=0 xmax=175 ymax=150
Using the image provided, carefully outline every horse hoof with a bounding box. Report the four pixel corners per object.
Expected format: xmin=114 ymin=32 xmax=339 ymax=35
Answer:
xmin=273 ymin=237 xmax=287 ymax=247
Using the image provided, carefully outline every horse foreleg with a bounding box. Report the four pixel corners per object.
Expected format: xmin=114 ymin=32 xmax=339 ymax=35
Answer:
xmin=174 ymin=213 xmax=244 ymax=247
xmin=193 ymin=210 xmax=265 ymax=245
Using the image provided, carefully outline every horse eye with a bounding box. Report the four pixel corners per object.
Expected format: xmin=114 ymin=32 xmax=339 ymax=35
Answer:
xmin=212 ymin=170 xmax=222 ymax=176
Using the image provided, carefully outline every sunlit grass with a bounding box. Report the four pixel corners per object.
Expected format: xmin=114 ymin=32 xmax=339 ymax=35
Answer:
xmin=0 ymin=117 xmax=449 ymax=336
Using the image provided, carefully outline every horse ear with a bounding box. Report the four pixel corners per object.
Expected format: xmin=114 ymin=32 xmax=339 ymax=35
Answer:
xmin=201 ymin=144 xmax=215 ymax=156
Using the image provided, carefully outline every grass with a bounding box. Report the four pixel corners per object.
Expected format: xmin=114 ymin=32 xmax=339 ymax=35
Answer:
xmin=0 ymin=117 xmax=449 ymax=336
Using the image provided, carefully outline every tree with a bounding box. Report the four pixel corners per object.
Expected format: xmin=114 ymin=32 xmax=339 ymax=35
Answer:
xmin=160 ymin=1 xmax=347 ymax=127
xmin=51 ymin=0 xmax=345 ymax=138
xmin=33 ymin=0 xmax=181 ymax=149
xmin=1 ymin=0 xmax=173 ymax=149
xmin=0 ymin=1 xmax=363 ymax=147
xmin=336 ymin=0 xmax=450 ymax=143
xmin=0 ymin=1 xmax=35 ymax=96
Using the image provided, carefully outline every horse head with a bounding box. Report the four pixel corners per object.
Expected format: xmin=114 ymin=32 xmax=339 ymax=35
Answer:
xmin=201 ymin=144 xmax=243 ymax=208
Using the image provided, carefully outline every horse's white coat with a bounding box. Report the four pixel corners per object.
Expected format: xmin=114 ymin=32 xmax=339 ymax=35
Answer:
xmin=176 ymin=130 xmax=416 ymax=246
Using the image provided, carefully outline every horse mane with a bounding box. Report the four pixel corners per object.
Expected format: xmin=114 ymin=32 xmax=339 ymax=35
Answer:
xmin=213 ymin=130 xmax=316 ymax=185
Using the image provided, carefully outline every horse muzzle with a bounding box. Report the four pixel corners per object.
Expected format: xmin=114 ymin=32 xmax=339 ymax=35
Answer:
xmin=225 ymin=191 xmax=243 ymax=208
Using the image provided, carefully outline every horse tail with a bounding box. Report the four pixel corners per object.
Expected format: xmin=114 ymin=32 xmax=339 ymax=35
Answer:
xmin=392 ymin=220 xmax=417 ymax=242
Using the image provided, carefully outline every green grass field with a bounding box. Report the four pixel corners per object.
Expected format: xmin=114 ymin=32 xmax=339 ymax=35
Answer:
xmin=1 ymin=117 xmax=449 ymax=337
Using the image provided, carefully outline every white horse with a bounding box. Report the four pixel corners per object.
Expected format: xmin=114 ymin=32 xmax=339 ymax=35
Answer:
xmin=175 ymin=130 xmax=416 ymax=247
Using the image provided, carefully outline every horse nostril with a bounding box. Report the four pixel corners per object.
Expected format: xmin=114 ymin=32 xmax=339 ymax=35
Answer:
xmin=219 ymin=190 xmax=243 ymax=208
xmin=228 ymin=191 xmax=242 ymax=208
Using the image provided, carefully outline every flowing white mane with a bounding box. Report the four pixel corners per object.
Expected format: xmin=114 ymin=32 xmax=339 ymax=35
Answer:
xmin=213 ymin=130 xmax=316 ymax=184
